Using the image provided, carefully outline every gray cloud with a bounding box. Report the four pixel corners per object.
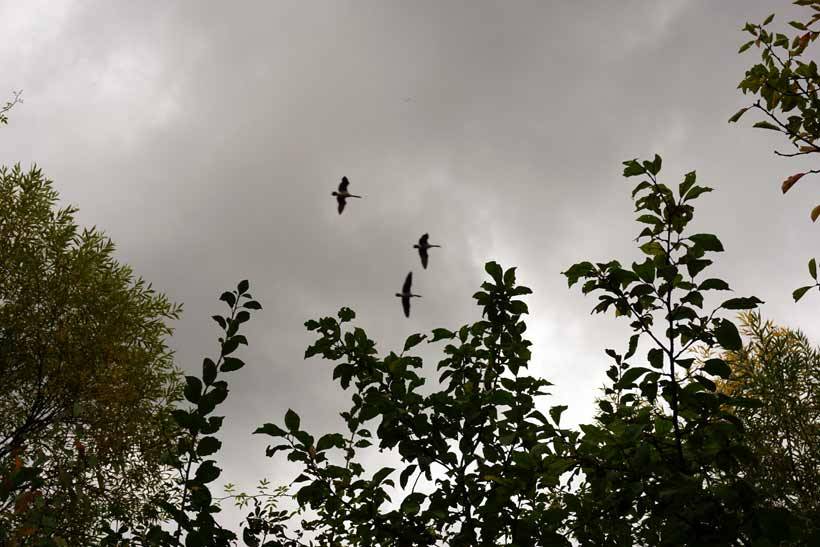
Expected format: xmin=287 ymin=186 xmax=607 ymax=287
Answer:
xmin=1 ymin=0 xmax=816 ymax=531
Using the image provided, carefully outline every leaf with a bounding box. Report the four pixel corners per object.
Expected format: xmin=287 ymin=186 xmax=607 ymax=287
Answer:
xmin=400 ymin=465 xmax=417 ymax=489
xmin=237 ymin=280 xmax=249 ymax=294
xmin=622 ymin=159 xmax=645 ymax=177
xmin=212 ymin=315 xmax=226 ymax=329
xmin=763 ymin=13 xmax=774 ymax=25
xmin=738 ymin=41 xmax=755 ymax=53
xmin=639 ymin=241 xmax=666 ymax=257
xmin=400 ymin=492 xmax=426 ymax=515
xmin=648 ymin=348 xmax=664 ymax=369
xmin=316 ymin=433 xmax=345 ymax=452
xmin=715 ymin=320 xmax=743 ymax=351
xmin=679 ymin=171 xmax=697 ymax=198
xmin=284 ymin=409 xmax=300 ymax=432
xmin=184 ymin=376 xmax=203 ymax=404
xmin=699 ymin=278 xmax=730 ymax=291
xmin=562 ymin=261 xmax=595 ymax=287
xmin=372 ymin=467 xmax=395 ymax=485
xmin=220 ymin=291 xmax=236 ymax=308
xmin=197 ymin=436 xmax=222 ymax=457
xmin=485 ymin=261 xmax=503 ymax=284
xmin=792 ymin=285 xmax=813 ymax=302
xmin=683 ymin=185 xmax=712 ymax=201
xmin=338 ymin=307 xmax=356 ymax=322
xmin=549 ymin=405 xmax=568 ymax=425
xmin=243 ymin=300 xmax=262 ymax=310
xmin=221 ymin=338 xmax=240 ymax=356
xmin=617 ymin=366 xmax=651 ymax=387
xmin=430 ymin=328 xmax=454 ymax=342
xmin=220 ymin=357 xmax=244 ymax=372
xmin=752 ymin=121 xmax=781 ymax=131
xmin=781 ymin=172 xmax=805 ymax=193
xmin=689 ymin=233 xmax=724 ymax=252
xmin=703 ymin=358 xmax=731 ymax=379
xmin=403 ymin=333 xmax=427 ymax=352
xmin=721 ymin=296 xmax=764 ymax=310
xmin=195 ymin=460 xmax=221 ymax=484
xmin=202 ymin=358 xmax=217 ymax=385
xmin=503 ymin=266 xmax=517 ymax=287
xmin=810 ymin=258 xmax=817 ymax=280
xmin=789 ymin=20 xmax=808 ymax=30
xmin=235 ymin=310 xmax=251 ymax=324
xmin=254 ymin=423 xmax=287 ymax=437
xmin=812 ymin=204 xmax=820 ymax=222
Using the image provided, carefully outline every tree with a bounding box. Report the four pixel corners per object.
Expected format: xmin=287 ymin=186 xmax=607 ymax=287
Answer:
xmin=561 ymin=156 xmax=792 ymax=546
xmin=0 ymin=163 xmax=184 ymax=543
xmin=714 ymin=312 xmax=820 ymax=544
xmin=730 ymin=1 xmax=820 ymax=300
xmin=254 ymin=264 xmax=574 ymax=546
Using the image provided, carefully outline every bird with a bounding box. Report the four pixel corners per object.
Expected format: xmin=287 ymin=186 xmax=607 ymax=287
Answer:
xmin=395 ymin=272 xmax=421 ymax=318
xmin=332 ymin=176 xmax=362 ymax=214
xmin=413 ymin=233 xmax=441 ymax=269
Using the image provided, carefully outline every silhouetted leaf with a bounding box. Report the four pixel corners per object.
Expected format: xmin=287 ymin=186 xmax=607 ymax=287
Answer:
xmin=715 ymin=319 xmax=743 ymax=350
xmin=285 ymin=409 xmax=300 ymax=432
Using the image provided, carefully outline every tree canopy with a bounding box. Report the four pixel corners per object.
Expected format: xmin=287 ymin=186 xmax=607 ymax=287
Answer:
xmin=0 ymin=163 xmax=184 ymax=543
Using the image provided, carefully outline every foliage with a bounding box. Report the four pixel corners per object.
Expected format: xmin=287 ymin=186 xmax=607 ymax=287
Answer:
xmin=255 ymin=263 xmax=575 ymax=546
xmin=561 ymin=155 xmax=795 ymax=546
xmin=732 ymin=1 xmax=820 ymax=299
xmin=0 ymin=163 xmax=183 ymax=543
xmin=100 ymin=280 xmax=263 ymax=546
xmin=0 ymin=90 xmax=22 ymax=125
xmin=715 ymin=312 xmax=820 ymax=544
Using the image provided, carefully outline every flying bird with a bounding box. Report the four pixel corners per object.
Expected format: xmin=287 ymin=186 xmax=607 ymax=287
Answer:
xmin=413 ymin=233 xmax=441 ymax=269
xmin=332 ymin=176 xmax=362 ymax=214
xmin=395 ymin=272 xmax=421 ymax=318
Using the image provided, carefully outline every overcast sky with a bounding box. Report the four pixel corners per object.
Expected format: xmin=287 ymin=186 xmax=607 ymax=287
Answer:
xmin=1 ymin=0 xmax=817 ymax=532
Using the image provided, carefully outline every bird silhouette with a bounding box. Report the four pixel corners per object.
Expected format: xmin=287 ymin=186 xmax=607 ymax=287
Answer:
xmin=395 ymin=272 xmax=421 ymax=318
xmin=413 ymin=233 xmax=441 ymax=269
xmin=331 ymin=176 xmax=362 ymax=214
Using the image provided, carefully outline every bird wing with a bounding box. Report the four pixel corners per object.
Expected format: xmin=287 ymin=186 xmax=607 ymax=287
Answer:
xmin=402 ymin=271 xmax=413 ymax=293
xmin=419 ymin=247 xmax=429 ymax=269
xmin=337 ymin=195 xmax=346 ymax=214
xmin=402 ymin=296 xmax=410 ymax=317
xmin=339 ymin=176 xmax=349 ymax=192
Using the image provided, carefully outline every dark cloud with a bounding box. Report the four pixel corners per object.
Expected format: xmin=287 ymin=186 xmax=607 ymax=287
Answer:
xmin=1 ymin=0 xmax=816 ymax=531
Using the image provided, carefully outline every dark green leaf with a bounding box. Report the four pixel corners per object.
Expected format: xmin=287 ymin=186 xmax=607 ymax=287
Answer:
xmin=285 ymin=409 xmax=300 ymax=432
xmin=721 ymin=296 xmax=764 ymax=310
xmin=699 ymin=278 xmax=730 ymax=291
xmin=220 ymin=357 xmax=244 ymax=372
xmin=237 ymin=280 xmax=249 ymax=294
xmin=220 ymin=291 xmax=236 ymax=308
xmin=254 ymin=423 xmax=287 ymax=437
xmin=689 ymin=233 xmax=724 ymax=252
xmin=184 ymin=376 xmax=203 ymax=404
xmin=793 ymin=285 xmax=813 ymax=302
xmin=197 ymin=436 xmax=222 ymax=457
xmin=715 ymin=319 xmax=743 ymax=351
xmin=703 ymin=358 xmax=731 ymax=379
xmin=316 ymin=433 xmax=345 ymax=452
xmin=403 ymin=333 xmax=427 ymax=352
xmin=809 ymin=258 xmax=817 ymax=280
xmin=753 ymin=120 xmax=781 ymax=131
xmin=485 ymin=261 xmax=503 ymax=284
xmin=202 ymin=358 xmax=217 ymax=385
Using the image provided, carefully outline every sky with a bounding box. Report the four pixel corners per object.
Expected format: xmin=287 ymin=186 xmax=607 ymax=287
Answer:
xmin=1 ymin=0 xmax=817 ymax=532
